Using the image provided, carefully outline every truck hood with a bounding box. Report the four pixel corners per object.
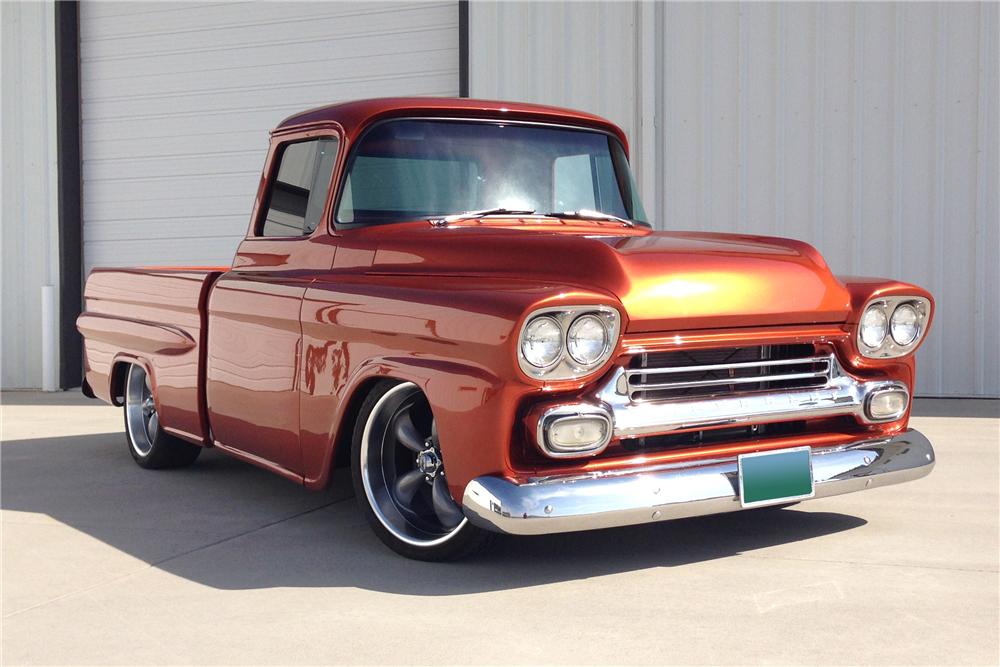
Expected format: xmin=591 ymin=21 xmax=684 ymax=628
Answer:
xmin=364 ymin=221 xmax=852 ymax=332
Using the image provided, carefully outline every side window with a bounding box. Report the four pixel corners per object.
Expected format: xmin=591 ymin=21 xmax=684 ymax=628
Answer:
xmin=259 ymin=137 xmax=339 ymax=237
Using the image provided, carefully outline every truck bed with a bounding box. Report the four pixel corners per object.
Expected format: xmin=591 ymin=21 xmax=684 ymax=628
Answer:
xmin=77 ymin=267 xmax=226 ymax=445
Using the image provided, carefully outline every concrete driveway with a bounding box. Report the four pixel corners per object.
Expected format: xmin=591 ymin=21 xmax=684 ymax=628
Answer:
xmin=2 ymin=392 xmax=997 ymax=665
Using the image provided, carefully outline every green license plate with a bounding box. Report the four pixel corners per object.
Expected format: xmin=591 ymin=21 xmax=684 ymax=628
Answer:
xmin=738 ymin=446 xmax=815 ymax=508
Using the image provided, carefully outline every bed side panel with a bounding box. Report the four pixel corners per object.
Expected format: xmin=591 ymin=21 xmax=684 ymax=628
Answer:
xmin=78 ymin=268 xmax=221 ymax=444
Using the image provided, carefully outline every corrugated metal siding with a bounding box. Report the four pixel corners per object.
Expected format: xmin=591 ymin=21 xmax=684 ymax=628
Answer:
xmin=1 ymin=1 xmax=60 ymax=389
xmin=470 ymin=1 xmax=999 ymax=397
xmin=79 ymin=1 xmax=459 ymax=272
xmin=468 ymin=1 xmax=638 ymax=139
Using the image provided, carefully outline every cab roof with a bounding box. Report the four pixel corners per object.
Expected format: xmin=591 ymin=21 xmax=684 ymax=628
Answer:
xmin=275 ymin=97 xmax=629 ymax=155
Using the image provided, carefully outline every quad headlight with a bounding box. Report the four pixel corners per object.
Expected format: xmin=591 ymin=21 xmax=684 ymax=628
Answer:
xmin=858 ymin=297 xmax=931 ymax=358
xmin=890 ymin=303 xmax=920 ymax=346
xmin=860 ymin=305 xmax=888 ymax=348
xmin=567 ymin=315 xmax=610 ymax=365
xmin=518 ymin=306 xmax=620 ymax=380
xmin=521 ymin=316 xmax=563 ymax=369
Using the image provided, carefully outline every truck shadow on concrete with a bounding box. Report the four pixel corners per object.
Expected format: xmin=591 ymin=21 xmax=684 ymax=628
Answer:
xmin=2 ymin=431 xmax=866 ymax=595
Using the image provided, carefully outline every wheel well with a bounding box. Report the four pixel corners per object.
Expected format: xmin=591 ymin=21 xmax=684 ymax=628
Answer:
xmin=110 ymin=362 xmax=131 ymax=406
xmin=331 ymin=377 xmax=386 ymax=472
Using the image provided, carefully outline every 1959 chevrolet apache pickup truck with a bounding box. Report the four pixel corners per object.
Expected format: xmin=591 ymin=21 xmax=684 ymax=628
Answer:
xmin=78 ymin=97 xmax=936 ymax=560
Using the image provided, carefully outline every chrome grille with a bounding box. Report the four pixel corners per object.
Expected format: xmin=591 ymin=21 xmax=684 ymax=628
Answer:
xmin=626 ymin=345 xmax=833 ymax=402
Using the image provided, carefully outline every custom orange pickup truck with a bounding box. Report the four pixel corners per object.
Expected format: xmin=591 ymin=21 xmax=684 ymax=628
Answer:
xmin=78 ymin=98 xmax=935 ymax=560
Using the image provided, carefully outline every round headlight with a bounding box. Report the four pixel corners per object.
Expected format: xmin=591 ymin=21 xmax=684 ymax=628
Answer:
xmin=567 ymin=315 xmax=610 ymax=365
xmin=860 ymin=304 xmax=888 ymax=349
xmin=521 ymin=316 xmax=562 ymax=368
xmin=890 ymin=303 xmax=920 ymax=345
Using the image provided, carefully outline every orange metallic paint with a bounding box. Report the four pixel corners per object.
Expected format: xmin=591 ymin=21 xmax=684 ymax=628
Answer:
xmin=351 ymin=221 xmax=853 ymax=333
xmin=79 ymin=268 xmax=221 ymax=444
xmin=76 ymin=98 xmax=935 ymax=506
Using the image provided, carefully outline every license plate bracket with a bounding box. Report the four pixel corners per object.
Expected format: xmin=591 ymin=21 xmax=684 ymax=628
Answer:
xmin=738 ymin=446 xmax=815 ymax=508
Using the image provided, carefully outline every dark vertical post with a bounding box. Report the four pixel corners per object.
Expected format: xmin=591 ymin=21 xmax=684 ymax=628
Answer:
xmin=55 ymin=1 xmax=83 ymax=389
xmin=458 ymin=0 xmax=469 ymax=97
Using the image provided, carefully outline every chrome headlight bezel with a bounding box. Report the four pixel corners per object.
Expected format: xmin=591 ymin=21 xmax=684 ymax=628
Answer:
xmin=857 ymin=296 xmax=931 ymax=358
xmin=517 ymin=306 xmax=621 ymax=380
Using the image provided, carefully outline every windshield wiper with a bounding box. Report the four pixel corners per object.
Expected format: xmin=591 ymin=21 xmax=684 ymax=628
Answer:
xmin=544 ymin=209 xmax=635 ymax=227
xmin=431 ymin=207 xmax=536 ymax=225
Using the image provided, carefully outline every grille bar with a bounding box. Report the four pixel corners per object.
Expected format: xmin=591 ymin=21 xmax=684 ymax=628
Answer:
xmin=630 ymin=366 xmax=831 ymax=392
xmin=626 ymin=346 xmax=834 ymax=402
xmin=625 ymin=355 xmax=832 ymax=378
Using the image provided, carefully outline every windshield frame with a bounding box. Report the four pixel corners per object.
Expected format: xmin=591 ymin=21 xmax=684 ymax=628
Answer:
xmin=330 ymin=116 xmax=646 ymax=231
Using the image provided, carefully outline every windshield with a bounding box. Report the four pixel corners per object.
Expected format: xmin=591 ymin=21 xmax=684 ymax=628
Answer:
xmin=335 ymin=119 xmax=648 ymax=226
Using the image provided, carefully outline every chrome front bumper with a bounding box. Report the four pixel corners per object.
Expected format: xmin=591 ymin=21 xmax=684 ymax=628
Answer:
xmin=462 ymin=429 xmax=935 ymax=535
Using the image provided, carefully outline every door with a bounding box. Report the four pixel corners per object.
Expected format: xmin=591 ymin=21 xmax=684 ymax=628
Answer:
xmin=206 ymin=135 xmax=340 ymax=475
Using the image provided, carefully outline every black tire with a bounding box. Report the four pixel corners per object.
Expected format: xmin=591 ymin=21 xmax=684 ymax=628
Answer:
xmin=123 ymin=364 xmax=202 ymax=469
xmin=350 ymin=379 xmax=496 ymax=561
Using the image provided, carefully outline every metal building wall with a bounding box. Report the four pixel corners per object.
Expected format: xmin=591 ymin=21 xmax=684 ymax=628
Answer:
xmin=470 ymin=1 xmax=999 ymax=397
xmin=1 ymin=1 xmax=61 ymax=389
xmin=79 ymin=1 xmax=459 ymax=273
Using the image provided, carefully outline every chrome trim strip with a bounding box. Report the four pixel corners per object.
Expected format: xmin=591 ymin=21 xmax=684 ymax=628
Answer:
xmin=463 ymin=429 xmax=935 ymax=535
xmin=625 ymin=352 xmax=833 ymax=401
xmin=630 ymin=369 xmax=830 ymax=392
xmin=625 ymin=355 xmax=831 ymax=377
xmin=595 ymin=357 xmax=908 ymax=439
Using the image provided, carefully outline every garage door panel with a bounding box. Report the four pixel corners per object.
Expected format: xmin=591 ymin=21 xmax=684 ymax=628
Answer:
xmin=82 ymin=47 xmax=459 ymax=101
xmin=82 ymin=111 xmax=296 ymax=142
xmin=81 ymin=74 xmax=457 ymax=140
xmin=82 ymin=1 xmax=421 ymax=41
xmin=83 ymin=130 xmax=265 ymax=162
xmin=83 ymin=3 xmax=455 ymax=60
xmin=81 ymin=1 xmax=458 ymax=269
xmin=84 ymin=68 xmax=458 ymax=122
xmin=81 ymin=1 xmax=240 ymax=23
xmin=81 ymin=25 xmax=457 ymax=87
xmin=84 ymin=173 xmax=259 ymax=206
xmin=85 ymin=195 xmax=253 ymax=223
xmin=86 ymin=216 xmax=249 ymax=242
xmin=84 ymin=148 xmax=261 ymax=179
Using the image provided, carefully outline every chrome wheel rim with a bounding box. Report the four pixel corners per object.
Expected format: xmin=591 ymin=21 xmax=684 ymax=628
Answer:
xmin=360 ymin=383 xmax=467 ymax=547
xmin=125 ymin=365 xmax=158 ymax=456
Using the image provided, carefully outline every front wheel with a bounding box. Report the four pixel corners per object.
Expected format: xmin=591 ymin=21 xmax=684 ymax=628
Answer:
xmin=351 ymin=380 xmax=496 ymax=561
xmin=123 ymin=364 xmax=202 ymax=469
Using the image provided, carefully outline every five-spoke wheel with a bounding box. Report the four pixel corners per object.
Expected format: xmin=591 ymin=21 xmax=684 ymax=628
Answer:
xmin=351 ymin=380 xmax=495 ymax=560
xmin=125 ymin=364 xmax=159 ymax=456
xmin=123 ymin=363 xmax=201 ymax=469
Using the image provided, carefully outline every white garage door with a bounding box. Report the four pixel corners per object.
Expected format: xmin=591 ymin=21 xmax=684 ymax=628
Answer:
xmin=79 ymin=1 xmax=459 ymax=272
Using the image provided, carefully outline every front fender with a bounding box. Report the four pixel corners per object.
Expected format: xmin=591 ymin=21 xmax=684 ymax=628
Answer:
xmin=297 ymin=274 xmax=619 ymax=496
xmin=301 ymin=355 xmax=512 ymax=498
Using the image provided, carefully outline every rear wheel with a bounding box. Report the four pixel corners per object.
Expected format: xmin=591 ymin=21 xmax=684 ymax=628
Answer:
xmin=123 ymin=364 xmax=201 ymax=469
xmin=351 ymin=380 xmax=496 ymax=561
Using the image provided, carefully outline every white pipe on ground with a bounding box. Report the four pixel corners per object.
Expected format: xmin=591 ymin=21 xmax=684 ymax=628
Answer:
xmin=41 ymin=285 xmax=58 ymax=391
